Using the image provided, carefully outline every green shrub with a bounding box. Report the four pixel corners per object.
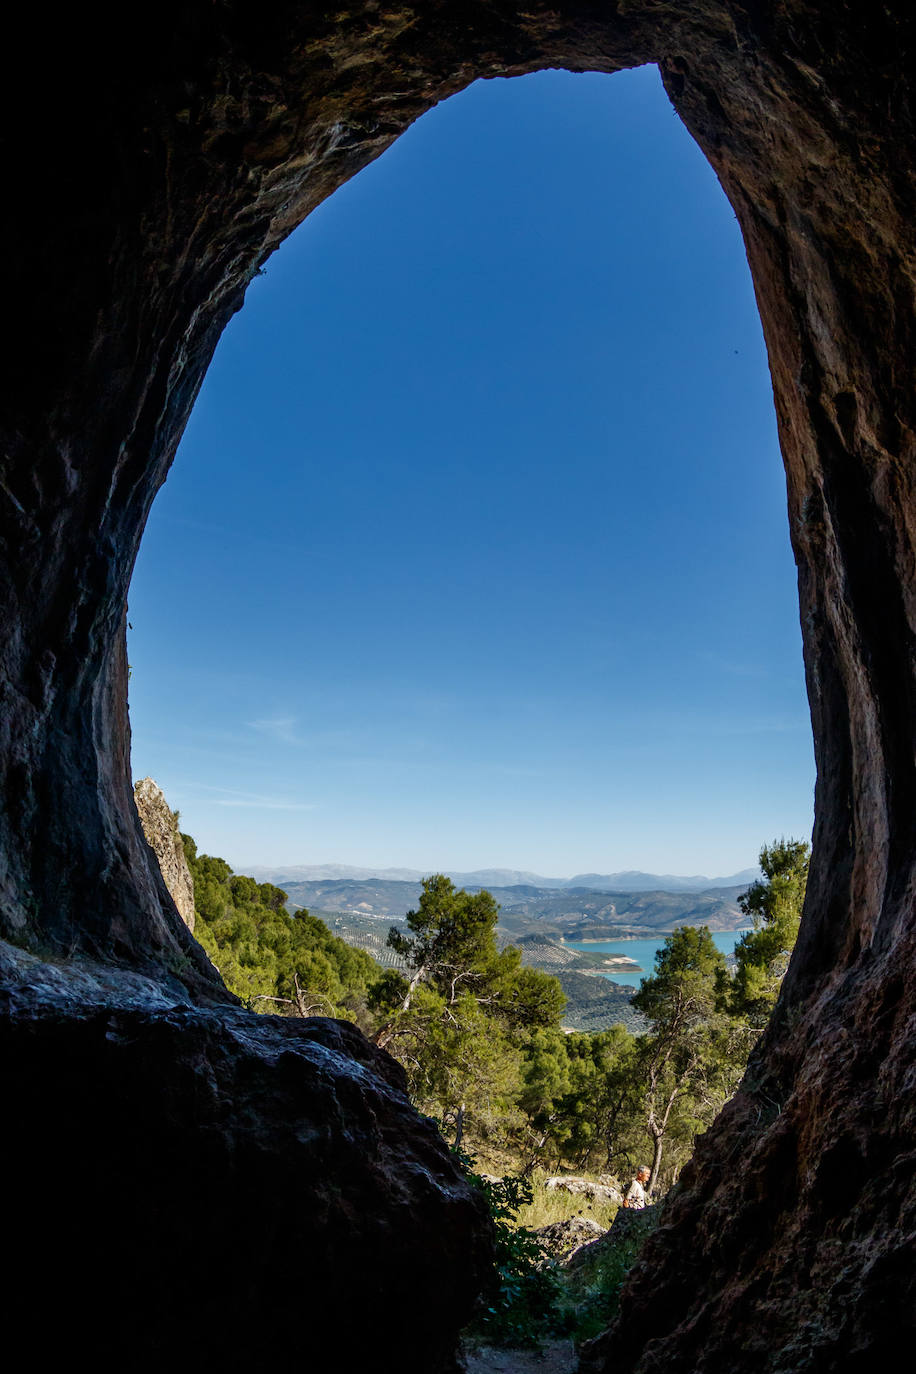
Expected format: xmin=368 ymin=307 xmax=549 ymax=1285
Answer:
xmin=460 ymin=1150 xmax=660 ymax=1351
xmin=461 ymin=1165 xmax=573 ymax=1347
xmin=563 ymin=1207 xmax=661 ymax=1342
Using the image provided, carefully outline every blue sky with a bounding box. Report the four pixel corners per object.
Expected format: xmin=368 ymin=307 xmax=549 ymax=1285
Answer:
xmin=127 ymin=64 xmax=815 ymax=877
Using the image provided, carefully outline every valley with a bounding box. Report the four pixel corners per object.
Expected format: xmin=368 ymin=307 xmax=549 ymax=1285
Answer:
xmin=292 ymin=875 xmax=749 ymax=1035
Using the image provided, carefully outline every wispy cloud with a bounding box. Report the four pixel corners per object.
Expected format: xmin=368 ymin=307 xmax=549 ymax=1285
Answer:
xmin=170 ymin=780 xmax=316 ymax=811
xmin=247 ymin=716 xmax=367 ymax=753
xmin=249 ymin=716 xmax=305 ymax=745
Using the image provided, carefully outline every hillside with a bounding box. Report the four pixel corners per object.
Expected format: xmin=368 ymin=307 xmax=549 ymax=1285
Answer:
xmin=553 ymin=971 xmax=647 ymax=1034
xmin=311 ymin=908 xmax=647 ymax=1035
xmin=280 ymin=876 xmax=746 ymax=936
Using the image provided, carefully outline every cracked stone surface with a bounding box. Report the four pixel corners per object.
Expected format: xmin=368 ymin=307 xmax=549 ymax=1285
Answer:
xmin=133 ymin=776 xmax=196 ymax=931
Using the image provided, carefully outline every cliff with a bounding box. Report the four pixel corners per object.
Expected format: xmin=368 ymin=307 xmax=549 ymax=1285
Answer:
xmin=133 ymin=777 xmax=195 ymax=931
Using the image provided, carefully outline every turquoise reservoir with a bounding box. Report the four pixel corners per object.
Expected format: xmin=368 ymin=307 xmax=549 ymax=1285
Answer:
xmin=564 ymin=929 xmax=747 ymax=989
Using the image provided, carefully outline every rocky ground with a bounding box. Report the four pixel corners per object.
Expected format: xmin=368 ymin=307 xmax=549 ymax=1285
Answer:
xmin=461 ymin=1204 xmax=659 ymax=1374
xmin=463 ymin=1340 xmax=578 ymax=1374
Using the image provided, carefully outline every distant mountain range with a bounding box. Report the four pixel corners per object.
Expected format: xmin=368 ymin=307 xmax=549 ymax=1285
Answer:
xmin=243 ymin=863 xmax=760 ymax=893
xmin=272 ymin=875 xmax=749 ymax=936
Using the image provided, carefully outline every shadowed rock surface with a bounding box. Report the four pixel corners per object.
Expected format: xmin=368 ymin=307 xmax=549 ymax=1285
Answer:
xmin=565 ymin=1203 xmax=660 ymax=1278
xmin=1 ymin=3 xmax=915 ymax=1370
xmin=133 ymin=776 xmax=196 ymax=930
xmin=536 ymin=1215 xmax=607 ymax=1262
xmin=0 ymin=943 xmax=490 ymax=1373
xmin=580 ymin=954 xmax=916 ymax=1371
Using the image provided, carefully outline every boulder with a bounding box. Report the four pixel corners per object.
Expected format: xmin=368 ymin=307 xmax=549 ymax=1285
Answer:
xmin=0 ymin=942 xmax=492 ymax=1373
xmin=536 ymin=1215 xmax=607 ymax=1262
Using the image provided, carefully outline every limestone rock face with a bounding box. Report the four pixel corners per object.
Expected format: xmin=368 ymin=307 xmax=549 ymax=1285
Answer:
xmin=0 ymin=943 xmax=491 ymax=1373
xmin=1 ymin=4 xmax=916 ymax=1370
xmin=133 ymin=777 xmax=195 ymax=931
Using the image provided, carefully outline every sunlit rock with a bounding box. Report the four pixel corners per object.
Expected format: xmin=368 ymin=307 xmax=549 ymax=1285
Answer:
xmin=133 ymin=777 xmax=195 ymax=931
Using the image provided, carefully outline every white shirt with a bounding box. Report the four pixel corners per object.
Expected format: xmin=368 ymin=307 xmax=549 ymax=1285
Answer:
xmin=625 ymin=1178 xmax=648 ymax=1209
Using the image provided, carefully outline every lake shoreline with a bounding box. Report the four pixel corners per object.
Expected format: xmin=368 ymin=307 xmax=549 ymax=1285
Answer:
xmin=562 ymin=929 xmax=747 ymax=943
xmin=563 ymin=930 xmax=749 ymax=989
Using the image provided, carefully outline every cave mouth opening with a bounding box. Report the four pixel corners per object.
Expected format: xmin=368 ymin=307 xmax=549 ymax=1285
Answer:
xmin=4 ymin=10 xmax=914 ymax=1370
xmin=126 ymin=64 xmax=813 ymax=887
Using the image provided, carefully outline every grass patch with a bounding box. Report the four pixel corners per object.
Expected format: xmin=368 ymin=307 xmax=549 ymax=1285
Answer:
xmin=462 ymin=1169 xmax=571 ymax=1347
xmin=460 ymin=1157 xmax=659 ymax=1352
xmin=513 ymin=1171 xmax=620 ymax=1232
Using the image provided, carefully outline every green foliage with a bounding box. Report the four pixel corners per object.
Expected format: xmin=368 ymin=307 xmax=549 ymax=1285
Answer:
xmin=366 ymin=967 xmax=409 ymax=1013
xmin=564 ymin=1207 xmax=661 ymax=1342
xmin=371 ymin=868 xmax=788 ymax=1189
xmin=519 ymin=1028 xmax=572 ymax=1124
xmin=179 ymin=832 xmax=797 ymax=1250
xmin=633 ymin=924 xmax=726 ymax=1027
xmin=375 ymin=876 xmax=566 ymax=1142
xmin=389 ymin=984 xmax=526 ymax=1138
xmin=184 ymin=835 xmax=379 ymax=1017
xmin=462 ymin=1166 xmax=570 ymax=1347
xmin=517 ymin=1026 xmax=643 ymax=1173
xmin=631 ymin=925 xmax=744 ymax=1187
xmin=511 ymin=1169 xmax=620 ymax=1232
xmin=462 ymin=1159 xmax=658 ymax=1349
xmin=728 ymin=837 xmax=809 ymax=1022
xmin=388 ymin=875 xmax=501 ymax=996
xmin=387 ymin=875 xmax=564 ymax=1026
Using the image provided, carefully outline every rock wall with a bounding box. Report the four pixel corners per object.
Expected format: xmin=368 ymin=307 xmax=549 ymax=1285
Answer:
xmin=133 ymin=777 xmax=195 ymax=931
xmin=1 ymin=3 xmax=915 ymax=1369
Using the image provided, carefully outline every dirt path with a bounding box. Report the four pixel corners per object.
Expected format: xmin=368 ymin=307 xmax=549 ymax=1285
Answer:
xmin=463 ymin=1339 xmax=579 ymax=1374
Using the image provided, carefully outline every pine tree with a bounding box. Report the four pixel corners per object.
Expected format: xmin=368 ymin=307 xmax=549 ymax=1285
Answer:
xmin=728 ymin=838 xmax=809 ymax=1023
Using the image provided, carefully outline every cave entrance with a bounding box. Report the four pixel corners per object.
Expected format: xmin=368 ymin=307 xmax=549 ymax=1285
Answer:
xmin=4 ymin=9 xmax=914 ymax=1369
xmin=127 ymin=66 xmax=813 ymax=881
